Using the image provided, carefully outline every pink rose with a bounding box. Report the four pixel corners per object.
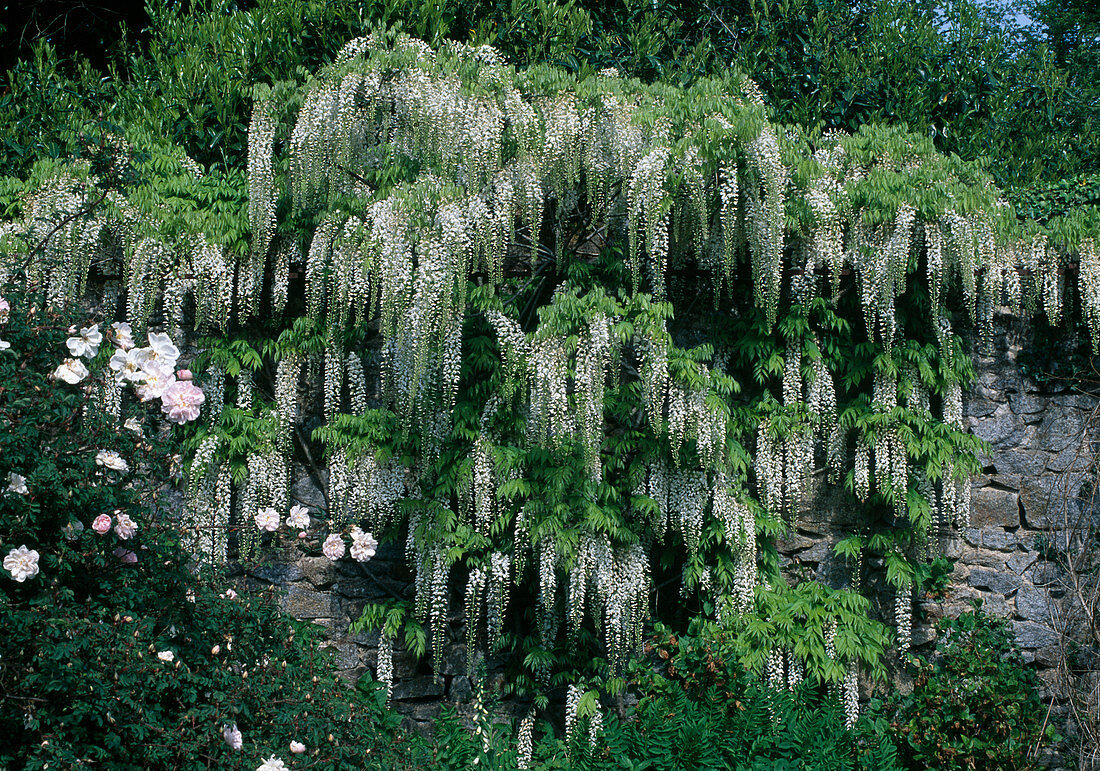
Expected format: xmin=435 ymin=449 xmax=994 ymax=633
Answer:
xmin=176 ymin=368 xmax=193 ymax=380
xmin=160 ymin=380 xmax=205 ymax=424
xmin=92 ymin=514 xmax=112 ymax=534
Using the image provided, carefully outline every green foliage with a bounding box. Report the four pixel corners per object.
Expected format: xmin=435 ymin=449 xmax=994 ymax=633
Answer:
xmin=888 ymin=605 xmax=1050 ymax=771
xmin=555 ymin=620 xmax=902 ymax=771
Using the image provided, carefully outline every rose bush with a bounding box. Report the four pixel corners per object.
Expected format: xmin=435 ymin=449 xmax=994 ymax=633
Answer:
xmin=0 ymin=279 xmax=424 ymax=769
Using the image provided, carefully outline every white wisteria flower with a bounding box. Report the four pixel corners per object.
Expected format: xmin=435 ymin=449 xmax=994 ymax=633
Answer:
xmin=4 ymin=545 xmax=39 ymax=582
xmin=322 ymin=533 xmax=345 ymax=561
xmin=157 ymin=650 xmax=175 ymax=662
xmin=257 ymin=756 xmax=288 ymax=771
xmin=349 ymin=527 xmax=378 ymax=562
xmin=6 ymin=472 xmax=28 ymax=495
xmin=52 ymin=358 xmax=89 ymax=384
xmin=254 ymin=507 xmax=280 ymax=532
xmin=222 ymin=723 xmax=243 ymax=751
xmin=111 ymin=321 xmax=135 ymax=350
xmin=286 ymin=504 xmax=311 ymax=530
xmin=66 ymin=324 xmax=102 ymax=359
xmin=95 ymin=450 xmax=129 ymax=472
xmin=123 ymin=417 xmax=143 ymax=433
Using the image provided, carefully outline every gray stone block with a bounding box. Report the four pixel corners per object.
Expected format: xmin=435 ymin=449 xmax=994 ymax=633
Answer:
xmin=300 ymin=556 xmax=337 ymax=587
xmin=1016 ymin=585 xmax=1055 ymax=623
xmin=1046 ymin=446 xmax=1093 ymax=472
xmin=965 ymin=395 xmax=999 ymax=418
xmin=282 ymin=586 xmax=338 ymax=618
xmin=959 ymin=547 xmax=1005 ymax=569
xmin=1006 ymin=551 xmax=1038 ymax=575
xmin=995 ymin=450 xmax=1048 ymax=477
xmin=973 ymin=410 xmax=1026 ymax=447
xmin=982 ymin=529 xmax=1017 ymax=551
xmin=1012 ymin=620 xmax=1059 ymax=649
xmin=391 ymin=675 xmax=445 ymax=701
xmin=970 ymin=487 xmax=1020 ymax=529
xmin=967 ymin=568 xmax=1021 ymax=595
xmin=1008 ymin=391 xmax=1044 ymax=414
xmin=252 ymin=562 xmax=304 ymax=585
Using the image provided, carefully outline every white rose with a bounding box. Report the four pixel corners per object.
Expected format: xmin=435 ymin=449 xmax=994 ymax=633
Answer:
xmin=4 ymin=545 xmax=40 ymax=582
xmin=254 ymin=507 xmax=280 ymax=532
xmin=53 ymin=358 xmax=89 ymax=384
xmin=95 ymin=450 xmax=129 ymax=472
xmin=66 ymin=324 xmax=102 ymax=359
xmin=6 ymin=472 xmax=28 ymax=495
xmin=157 ymin=650 xmax=175 ymax=663
xmin=322 ymin=533 xmax=345 ymax=561
xmin=286 ymin=504 xmax=311 ymax=529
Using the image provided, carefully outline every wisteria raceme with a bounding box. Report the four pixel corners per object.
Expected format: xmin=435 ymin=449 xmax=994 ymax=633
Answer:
xmin=465 ymin=566 xmax=486 ymax=676
xmin=565 ymin=684 xmax=581 ymax=744
xmin=377 ymin=631 xmax=394 ymax=705
xmin=782 ymin=341 xmax=802 ymax=406
xmin=274 ymin=356 xmax=300 ymax=454
xmin=843 ymin=662 xmax=859 ymax=727
xmin=766 ymin=647 xmax=785 ymax=692
xmin=786 ymin=649 xmax=804 ymax=691
xmin=746 ymin=125 xmax=788 ymax=329
xmin=517 ymin=709 xmax=535 ymax=770
xmin=854 ymin=437 xmax=871 ymax=502
xmin=236 ymin=369 xmax=253 ymax=412
xmin=472 ymin=435 xmax=495 ymax=536
xmin=487 ymin=552 xmax=510 ymax=650
xmin=896 ymin=580 xmax=912 ymax=654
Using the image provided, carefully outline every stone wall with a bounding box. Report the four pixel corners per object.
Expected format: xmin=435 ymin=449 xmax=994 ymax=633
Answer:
xmin=252 ymin=315 xmax=1098 ymax=754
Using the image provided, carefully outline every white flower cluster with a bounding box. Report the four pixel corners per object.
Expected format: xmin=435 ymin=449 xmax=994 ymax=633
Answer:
xmin=565 ymin=683 xmax=581 ymax=744
xmin=248 ymin=98 xmax=277 ymax=263
xmin=377 ymin=630 xmax=394 ymax=705
xmin=517 ymin=709 xmax=535 ymax=770
xmin=896 ymin=580 xmax=912 ymax=654
xmin=843 ymin=662 xmax=860 ymax=728
xmin=746 ymin=125 xmax=788 ymax=329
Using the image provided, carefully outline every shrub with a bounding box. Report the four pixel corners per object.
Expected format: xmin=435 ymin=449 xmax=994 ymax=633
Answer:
xmin=558 ymin=619 xmax=902 ymax=771
xmin=889 ymin=605 xmax=1049 ymax=771
xmin=0 ymin=279 xmax=421 ymax=769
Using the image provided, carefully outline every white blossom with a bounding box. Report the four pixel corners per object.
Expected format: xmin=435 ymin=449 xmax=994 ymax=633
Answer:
xmin=222 ymin=724 xmax=243 ymax=751
xmin=6 ymin=472 xmax=28 ymax=495
xmin=4 ymin=545 xmax=39 ymax=582
xmin=53 ymin=358 xmax=89 ymax=384
xmin=95 ymin=450 xmax=129 ymax=472
xmin=287 ymin=504 xmax=311 ymax=529
xmin=349 ymin=527 xmax=378 ymax=562
xmin=322 ymin=533 xmax=345 ymax=561
xmin=254 ymin=507 xmax=280 ymax=532
xmin=66 ymin=324 xmax=102 ymax=358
